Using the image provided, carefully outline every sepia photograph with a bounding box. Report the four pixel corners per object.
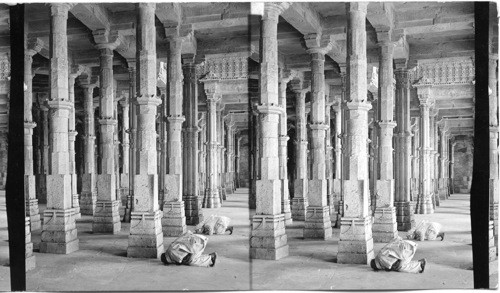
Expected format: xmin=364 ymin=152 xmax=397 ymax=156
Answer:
xmin=0 ymin=1 xmax=497 ymax=291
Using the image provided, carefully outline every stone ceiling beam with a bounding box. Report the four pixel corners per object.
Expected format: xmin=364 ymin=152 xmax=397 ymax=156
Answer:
xmin=398 ymin=21 xmax=474 ymax=35
xmin=367 ymin=2 xmax=394 ymax=33
xmin=281 ymin=2 xmax=323 ymax=35
xmin=70 ymin=4 xmax=111 ymax=31
xmin=156 ymin=3 xmax=182 ymax=27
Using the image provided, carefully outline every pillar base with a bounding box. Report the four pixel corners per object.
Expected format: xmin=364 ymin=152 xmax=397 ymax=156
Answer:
xmin=489 ymin=221 xmax=497 ymax=261
xmin=330 ymin=204 xmax=338 ymax=227
xmin=25 ymin=217 xmax=36 ymax=271
xmin=92 ymin=200 xmax=121 ymax=234
xmin=491 ymin=202 xmax=498 ymax=249
xmin=416 ymin=193 xmax=435 ymax=214
xmin=220 ymin=186 xmax=227 ymax=201
xmin=72 ymin=194 xmax=81 ymax=220
xmin=184 ymin=195 xmax=204 ymax=225
xmin=291 ymin=197 xmax=308 ymax=221
xmin=281 ymin=178 xmax=292 ymax=225
xmin=304 ymin=206 xmax=332 ymax=240
xmin=250 ymin=214 xmax=289 ymax=260
xmin=40 ymin=208 xmax=79 ymax=254
xmin=372 ymin=206 xmax=398 ymax=242
xmin=162 ymin=201 xmax=187 ymax=237
xmin=35 ymin=175 xmax=47 ymax=204
xmin=26 ymin=199 xmax=41 ymax=231
xmin=127 ymin=210 xmax=164 ymax=259
xmin=80 ymin=191 xmax=97 ymax=215
xmin=337 ymin=216 xmax=374 ymax=264
xmin=204 ymin=188 xmax=221 ymax=208
xmin=394 ymin=201 xmax=415 ymax=231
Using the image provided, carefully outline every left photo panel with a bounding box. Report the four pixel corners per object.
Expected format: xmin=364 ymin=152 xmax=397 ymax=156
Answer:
xmin=2 ymin=3 xmax=254 ymax=291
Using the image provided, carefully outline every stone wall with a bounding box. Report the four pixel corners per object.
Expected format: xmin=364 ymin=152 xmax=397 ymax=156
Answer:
xmin=238 ymin=134 xmax=250 ymax=187
xmin=453 ymin=140 xmax=473 ymax=193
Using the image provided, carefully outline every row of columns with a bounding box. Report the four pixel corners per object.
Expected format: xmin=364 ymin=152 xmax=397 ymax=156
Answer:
xmin=25 ymin=3 xmax=246 ymax=262
xmin=250 ymin=2 xmax=466 ymax=263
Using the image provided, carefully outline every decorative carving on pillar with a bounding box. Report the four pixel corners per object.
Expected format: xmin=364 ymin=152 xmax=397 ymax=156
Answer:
xmin=201 ymin=78 xmax=221 ymax=208
xmin=394 ymin=68 xmax=415 ymax=231
xmin=182 ymin=54 xmax=203 ymax=225
xmin=78 ymin=75 xmax=99 ymax=216
xmin=414 ymin=82 xmax=435 ymax=214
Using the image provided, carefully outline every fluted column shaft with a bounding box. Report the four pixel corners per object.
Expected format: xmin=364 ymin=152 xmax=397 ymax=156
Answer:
xmin=337 ymin=2 xmax=374 ymax=264
xmin=416 ymin=88 xmax=434 ymax=214
xmin=182 ymin=59 xmax=203 ymax=225
xmin=203 ymin=90 xmax=221 ymax=208
xmin=80 ymin=84 xmax=97 ymax=215
xmin=394 ymin=68 xmax=414 ymax=231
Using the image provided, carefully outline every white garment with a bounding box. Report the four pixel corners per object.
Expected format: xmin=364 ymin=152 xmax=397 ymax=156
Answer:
xmin=164 ymin=231 xmax=213 ymax=267
xmin=407 ymin=220 xmax=442 ymax=241
xmin=374 ymin=237 xmax=422 ymax=273
xmin=195 ymin=214 xmax=231 ymax=235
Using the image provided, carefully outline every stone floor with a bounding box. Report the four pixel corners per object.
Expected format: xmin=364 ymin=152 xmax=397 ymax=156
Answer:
xmin=0 ymin=189 xmax=497 ymax=291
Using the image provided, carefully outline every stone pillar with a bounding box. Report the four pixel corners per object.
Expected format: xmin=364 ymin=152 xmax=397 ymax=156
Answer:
xmin=163 ymin=35 xmax=187 ymax=237
xmin=290 ymin=81 xmax=309 ymax=221
xmin=394 ymin=68 xmax=415 ymax=231
xmin=125 ymin=63 xmax=137 ymax=223
xmin=372 ymin=34 xmax=397 ymax=242
xmin=332 ymin=83 xmax=343 ymax=224
xmin=410 ymin=118 xmax=420 ymax=209
xmin=325 ymin=102 xmax=336 ymax=226
xmin=430 ymin=110 xmax=439 ymax=207
xmin=279 ymin=69 xmax=293 ymax=225
xmin=182 ymin=54 xmax=203 ymax=225
xmin=337 ymin=2 xmax=374 ymax=264
xmin=249 ymin=106 xmax=259 ymax=209
xmin=25 ymin=217 xmax=36 ymax=271
xmin=450 ymin=139 xmax=456 ymax=194
xmin=127 ymin=3 xmax=164 ymax=258
xmin=414 ymin=83 xmax=434 ymax=214
xmin=236 ymin=136 xmax=242 ymax=188
xmin=38 ymin=94 xmax=50 ymax=204
xmin=223 ymin=114 xmax=235 ymax=195
xmin=92 ymin=29 xmax=121 ymax=234
xmin=218 ymin=106 xmax=226 ymax=201
xmin=198 ymin=113 xmax=207 ymax=198
xmin=438 ymin=122 xmax=449 ymax=201
xmin=490 ymin=54 xmax=499 ymax=250
xmin=119 ymin=97 xmax=130 ymax=200
xmin=25 ymin=37 xmax=43 ymax=231
xmin=68 ymin=65 xmax=84 ymax=220
xmin=40 ymin=3 xmax=79 ymax=254
xmin=79 ymin=78 xmax=98 ymax=216
xmin=0 ymin=131 xmax=7 ymax=189
xmin=201 ymin=79 xmax=221 ymax=208
xmin=302 ymin=34 xmax=332 ymax=240
xmin=250 ymin=2 xmax=290 ymax=260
